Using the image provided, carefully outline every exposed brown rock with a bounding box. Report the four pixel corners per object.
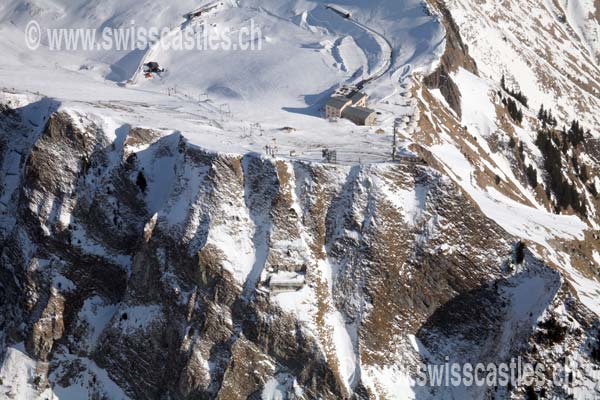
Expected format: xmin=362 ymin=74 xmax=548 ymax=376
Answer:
xmin=423 ymin=0 xmax=478 ymax=117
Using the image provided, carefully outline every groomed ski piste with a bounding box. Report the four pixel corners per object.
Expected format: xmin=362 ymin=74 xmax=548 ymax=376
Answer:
xmin=0 ymin=0 xmax=445 ymax=165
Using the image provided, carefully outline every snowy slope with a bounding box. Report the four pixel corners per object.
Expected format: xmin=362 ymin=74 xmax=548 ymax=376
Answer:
xmin=0 ymin=0 xmax=444 ymax=144
xmin=417 ymin=0 xmax=600 ymax=322
xmin=418 ymin=62 xmax=600 ymax=318
xmin=448 ymin=0 xmax=600 ymax=133
xmin=0 ymin=344 xmax=55 ymax=400
xmin=558 ymin=0 xmax=600 ymax=63
xmin=0 ymin=0 xmax=444 ymax=165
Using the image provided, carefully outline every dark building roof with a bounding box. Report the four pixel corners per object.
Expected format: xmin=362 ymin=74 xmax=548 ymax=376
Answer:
xmin=342 ymin=106 xmax=377 ymax=125
xmin=349 ymin=91 xmax=368 ymax=104
xmin=326 ymin=96 xmax=351 ymax=110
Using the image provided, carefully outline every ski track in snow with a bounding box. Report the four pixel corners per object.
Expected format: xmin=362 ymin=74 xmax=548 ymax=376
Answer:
xmin=0 ymin=0 xmax=441 ymax=164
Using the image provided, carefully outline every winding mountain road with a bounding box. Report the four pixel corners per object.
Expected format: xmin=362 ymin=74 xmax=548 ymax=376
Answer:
xmin=325 ymin=5 xmax=394 ymax=88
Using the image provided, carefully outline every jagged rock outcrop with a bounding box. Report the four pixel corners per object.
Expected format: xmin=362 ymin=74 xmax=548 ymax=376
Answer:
xmin=423 ymin=0 xmax=478 ymax=117
xmin=0 ymin=105 xmax=598 ymax=399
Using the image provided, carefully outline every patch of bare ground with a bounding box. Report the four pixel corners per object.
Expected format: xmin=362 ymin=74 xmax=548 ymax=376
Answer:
xmin=359 ymin=163 xmax=513 ymax=372
xmin=311 ymin=266 xmax=351 ymax=398
xmin=289 ymin=163 xmax=351 ymax=395
xmin=417 ymin=83 xmax=535 ymax=206
xmin=495 ymin=104 xmax=556 ymax=210
xmin=216 ymin=338 xmax=275 ymax=400
xmin=559 ymin=231 xmax=600 ymax=280
xmin=359 ymin=166 xmax=418 ymax=366
xmin=275 ymin=160 xmax=293 ymax=205
xmin=266 ymin=161 xmax=305 ymax=272
xmin=294 ymin=164 xmax=345 ymax=259
xmin=514 ymin=35 xmax=599 ymax=120
xmin=123 ymin=127 xmax=162 ymax=149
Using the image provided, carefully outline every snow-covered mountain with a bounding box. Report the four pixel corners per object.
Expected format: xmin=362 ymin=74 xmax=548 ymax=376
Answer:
xmin=0 ymin=0 xmax=600 ymax=399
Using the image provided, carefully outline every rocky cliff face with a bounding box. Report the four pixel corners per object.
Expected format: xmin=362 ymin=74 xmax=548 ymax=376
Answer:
xmin=424 ymin=0 xmax=478 ymax=117
xmin=2 ymin=0 xmax=600 ymax=397
xmin=0 ymin=97 xmax=599 ymax=399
